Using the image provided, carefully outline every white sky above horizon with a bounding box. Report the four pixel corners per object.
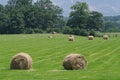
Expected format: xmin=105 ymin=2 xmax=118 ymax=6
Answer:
xmin=0 ymin=0 xmax=120 ymax=16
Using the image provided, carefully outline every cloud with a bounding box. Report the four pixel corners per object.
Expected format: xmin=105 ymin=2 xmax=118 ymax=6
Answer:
xmin=89 ymin=6 xmax=98 ymax=11
xmin=111 ymin=6 xmax=120 ymax=13
xmin=71 ymin=0 xmax=73 ymax=3
xmin=33 ymin=0 xmax=37 ymax=2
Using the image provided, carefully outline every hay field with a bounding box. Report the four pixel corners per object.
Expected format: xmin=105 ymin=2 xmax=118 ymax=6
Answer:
xmin=0 ymin=34 xmax=120 ymax=80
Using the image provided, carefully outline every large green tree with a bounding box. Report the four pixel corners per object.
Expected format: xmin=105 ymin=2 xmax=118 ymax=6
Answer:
xmin=34 ymin=0 xmax=64 ymax=31
xmin=67 ymin=2 xmax=104 ymax=36
xmin=3 ymin=0 xmax=33 ymax=33
xmin=87 ymin=11 xmax=103 ymax=31
xmin=0 ymin=4 xmax=6 ymax=33
xmin=67 ymin=2 xmax=89 ymax=29
xmin=0 ymin=0 xmax=64 ymax=34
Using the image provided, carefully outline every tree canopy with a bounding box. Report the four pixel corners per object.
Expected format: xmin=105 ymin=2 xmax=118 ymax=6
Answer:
xmin=0 ymin=0 xmax=65 ymax=34
xmin=1 ymin=1 xmax=117 ymax=35
xmin=102 ymin=16 xmax=120 ymax=32
xmin=67 ymin=2 xmax=104 ymax=36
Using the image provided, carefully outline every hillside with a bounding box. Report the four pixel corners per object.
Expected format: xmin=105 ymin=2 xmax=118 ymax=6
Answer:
xmin=0 ymin=34 xmax=120 ymax=80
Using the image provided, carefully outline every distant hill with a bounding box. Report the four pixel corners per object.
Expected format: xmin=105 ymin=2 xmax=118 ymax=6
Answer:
xmin=103 ymin=15 xmax=120 ymax=32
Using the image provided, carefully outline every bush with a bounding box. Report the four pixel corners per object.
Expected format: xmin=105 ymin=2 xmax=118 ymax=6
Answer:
xmin=53 ymin=28 xmax=62 ymax=33
xmin=72 ymin=28 xmax=89 ymax=36
xmin=22 ymin=28 xmax=44 ymax=34
xmin=63 ymin=27 xmax=89 ymax=36
xmin=63 ymin=26 xmax=73 ymax=34
xmin=80 ymin=29 xmax=89 ymax=36
xmin=72 ymin=27 xmax=81 ymax=35
xmin=22 ymin=28 xmax=34 ymax=34
xmin=33 ymin=28 xmax=44 ymax=33
xmin=46 ymin=28 xmax=53 ymax=33
xmin=89 ymin=30 xmax=96 ymax=36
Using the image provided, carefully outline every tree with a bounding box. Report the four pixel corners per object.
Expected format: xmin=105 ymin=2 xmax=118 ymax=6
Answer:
xmin=66 ymin=2 xmax=104 ymax=36
xmin=67 ymin=2 xmax=89 ymax=29
xmin=87 ymin=11 xmax=104 ymax=31
xmin=0 ymin=4 xmax=6 ymax=33
xmin=103 ymin=16 xmax=120 ymax=32
xmin=34 ymin=0 xmax=64 ymax=31
xmin=2 ymin=0 xmax=33 ymax=34
xmin=66 ymin=2 xmax=90 ymax=36
xmin=0 ymin=0 xmax=65 ymax=34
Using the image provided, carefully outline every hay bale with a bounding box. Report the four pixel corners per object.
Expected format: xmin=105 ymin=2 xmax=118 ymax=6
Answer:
xmin=63 ymin=54 xmax=87 ymax=70
xmin=10 ymin=52 xmax=32 ymax=70
xmin=68 ymin=37 xmax=74 ymax=41
xmin=68 ymin=35 xmax=74 ymax=41
xmin=48 ymin=35 xmax=52 ymax=38
xmin=103 ymin=35 xmax=109 ymax=40
xmin=88 ymin=36 xmax=94 ymax=40
xmin=52 ymin=31 xmax=57 ymax=34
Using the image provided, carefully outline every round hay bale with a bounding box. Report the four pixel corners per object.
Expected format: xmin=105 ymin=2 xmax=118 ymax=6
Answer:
xmin=10 ymin=52 xmax=32 ymax=70
xmin=103 ymin=35 xmax=109 ymax=40
xmin=88 ymin=36 xmax=94 ymax=40
xmin=48 ymin=35 xmax=52 ymax=38
xmin=52 ymin=31 xmax=57 ymax=34
xmin=63 ymin=54 xmax=87 ymax=70
xmin=68 ymin=35 xmax=74 ymax=41
xmin=68 ymin=36 xmax=74 ymax=41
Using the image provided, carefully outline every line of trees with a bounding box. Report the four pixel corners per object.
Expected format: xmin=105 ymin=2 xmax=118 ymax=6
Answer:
xmin=0 ymin=0 xmax=110 ymax=36
xmin=0 ymin=0 xmax=65 ymax=34
xmin=103 ymin=16 xmax=120 ymax=32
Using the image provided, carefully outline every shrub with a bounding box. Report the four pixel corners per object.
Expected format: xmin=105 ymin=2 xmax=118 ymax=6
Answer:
xmin=63 ymin=26 xmax=73 ymax=34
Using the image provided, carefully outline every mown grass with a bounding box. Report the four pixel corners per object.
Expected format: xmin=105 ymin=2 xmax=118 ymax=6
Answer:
xmin=0 ymin=34 xmax=120 ymax=80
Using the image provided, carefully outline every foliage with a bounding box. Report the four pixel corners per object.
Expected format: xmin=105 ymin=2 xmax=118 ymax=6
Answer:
xmin=67 ymin=2 xmax=89 ymax=29
xmin=0 ymin=0 xmax=65 ymax=34
xmin=87 ymin=11 xmax=103 ymax=31
xmin=72 ymin=27 xmax=88 ymax=36
xmin=103 ymin=16 xmax=120 ymax=32
xmin=63 ymin=26 xmax=73 ymax=34
xmin=67 ymin=2 xmax=104 ymax=36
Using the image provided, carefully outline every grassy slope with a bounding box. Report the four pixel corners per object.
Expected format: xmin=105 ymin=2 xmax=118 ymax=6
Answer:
xmin=0 ymin=34 xmax=120 ymax=80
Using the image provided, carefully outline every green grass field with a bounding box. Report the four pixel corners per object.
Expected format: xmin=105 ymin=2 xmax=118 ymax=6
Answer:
xmin=0 ymin=34 xmax=120 ymax=80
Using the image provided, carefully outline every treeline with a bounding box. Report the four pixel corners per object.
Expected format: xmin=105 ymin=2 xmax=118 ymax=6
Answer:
xmin=0 ymin=0 xmax=65 ymax=34
xmin=0 ymin=0 xmax=111 ymax=35
xmin=103 ymin=16 xmax=120 ymax=32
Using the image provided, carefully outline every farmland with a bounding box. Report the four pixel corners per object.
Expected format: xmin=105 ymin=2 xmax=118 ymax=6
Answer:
xmin=0 ymin=34 xmax=120 ymax=80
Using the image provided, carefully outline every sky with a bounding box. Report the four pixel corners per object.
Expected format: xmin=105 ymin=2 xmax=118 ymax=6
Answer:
xmin=0 ymin=0 xmax=120 ymax=16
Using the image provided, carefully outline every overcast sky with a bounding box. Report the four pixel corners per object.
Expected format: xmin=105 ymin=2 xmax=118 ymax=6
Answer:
xmin=0 ymin=0 xmax=120 ymax=16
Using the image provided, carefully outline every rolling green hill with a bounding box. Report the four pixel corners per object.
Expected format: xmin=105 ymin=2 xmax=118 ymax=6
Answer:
xmin=0 ymin=34 xmax=120 ymax=80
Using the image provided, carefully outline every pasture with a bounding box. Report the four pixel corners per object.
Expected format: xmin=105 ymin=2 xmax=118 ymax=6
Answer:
xmin=0 ymin=34 xmax=120 ymax=80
